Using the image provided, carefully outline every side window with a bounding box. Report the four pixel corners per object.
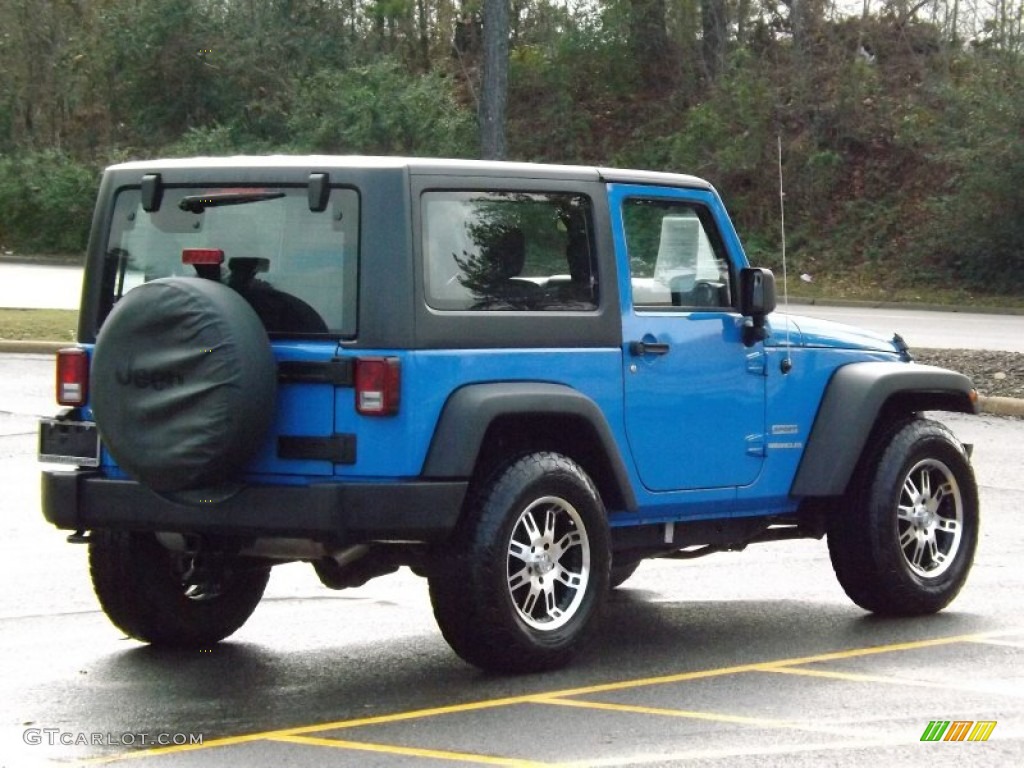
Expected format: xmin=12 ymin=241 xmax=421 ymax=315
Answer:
xmin=622 ymin=199 xmax=733 ymax=309
xmin=423 ymin=191 xmax=598 ymax=311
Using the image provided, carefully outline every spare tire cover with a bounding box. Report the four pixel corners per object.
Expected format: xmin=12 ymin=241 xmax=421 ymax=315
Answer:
xmin=91 ymin=277 xmax=277 ymax=492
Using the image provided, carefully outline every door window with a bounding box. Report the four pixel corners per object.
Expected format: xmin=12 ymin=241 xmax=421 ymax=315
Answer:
xmin=622 ymin=199 xmax=733 ymax=309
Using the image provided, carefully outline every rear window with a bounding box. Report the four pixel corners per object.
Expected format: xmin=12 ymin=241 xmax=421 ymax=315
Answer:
xmin=100 ymin=186 xmax=359 ymax=335
xmin=423 ymin=191 xmax=598 ymax=311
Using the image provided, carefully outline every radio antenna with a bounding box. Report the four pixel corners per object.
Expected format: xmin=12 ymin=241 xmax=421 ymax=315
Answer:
xmin=777 ymin=135 xmax=793 ymax=373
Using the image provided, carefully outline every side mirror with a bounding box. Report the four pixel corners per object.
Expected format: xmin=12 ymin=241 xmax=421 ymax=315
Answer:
xmin=738 ymin=268 xmax=776 ymax=346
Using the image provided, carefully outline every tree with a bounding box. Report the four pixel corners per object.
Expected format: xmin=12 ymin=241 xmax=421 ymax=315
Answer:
xmin=700 ymin=0 xmax=729 ymax=81
xmin=784 ymin=0 xmax=824 ymax=57
xmin=628 ymin=0 xmax=672 ymax=87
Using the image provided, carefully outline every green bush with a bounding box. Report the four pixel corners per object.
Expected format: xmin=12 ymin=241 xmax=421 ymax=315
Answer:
xmin=0 ymin=152 xmax=98 ymax=254
xmin=286 ymin=61 xmax=476 ymax=157
xmin=921 ymin=62 xmax=1024 ymax=293
xmin=162 ymin=125 xmax=277 ymax=158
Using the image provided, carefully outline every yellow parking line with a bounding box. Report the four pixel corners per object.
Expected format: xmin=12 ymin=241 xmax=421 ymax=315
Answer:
xmin=964 ymin=636 xmax=1024 ymax=649
xmin=277 ymin=697 xmax=534 ymax=735
xmin=538 ymin=696 xmax=801 ymax=726
xmin=765 ymin=665 xmax=961 ymax=687
xmin=533 ymin=697 xmax=854 ymax=736
xmin=272 ymin=734 xmax=556 ymax=766
xmin=530 ymin=629 xmax=1012 ymax=700
xmin=78 ymin=733 xmax=267 ymax=764
xmin=746 ymin=630 xmax=1018 ymax=670
xmin=78 ymin=627 xmax=1021 ymax=765
xmin=551 ymin=732 xmax=1020 ymax=768
xmin=765 ymin=664 xmax=1024 ymax=697
xmin=78 ymin=698 xmax=535 ymax=765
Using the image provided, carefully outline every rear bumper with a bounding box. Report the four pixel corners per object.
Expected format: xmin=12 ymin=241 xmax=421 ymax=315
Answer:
xmin=42 ymin=470 xmax=467 ymax=544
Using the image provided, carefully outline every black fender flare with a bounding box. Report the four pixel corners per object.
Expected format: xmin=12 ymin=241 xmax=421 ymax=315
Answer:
xmin=421 ymin=382 xmax=637 ymax=511
xmin=791 ymin=362 xmax=977 ymax=497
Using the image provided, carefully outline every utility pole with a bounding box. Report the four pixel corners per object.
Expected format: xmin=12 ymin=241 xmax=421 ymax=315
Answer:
xmin=479 ymin=0 xmax=509 ymax=160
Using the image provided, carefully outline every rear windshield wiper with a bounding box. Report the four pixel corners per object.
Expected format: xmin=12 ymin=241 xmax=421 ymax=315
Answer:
xmin=179 ymin=191 xmax=285 ymax=213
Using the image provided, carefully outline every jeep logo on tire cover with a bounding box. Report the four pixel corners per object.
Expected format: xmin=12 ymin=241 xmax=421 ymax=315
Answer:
xmin=115 ymin=367 xmax=184 ymax=390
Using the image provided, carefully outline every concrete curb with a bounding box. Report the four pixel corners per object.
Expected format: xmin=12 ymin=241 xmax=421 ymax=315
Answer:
xmin=2 ymin=340 xmax=1021 ymax=417
xmin=977 ymin=396 xmax=1024 ymax=418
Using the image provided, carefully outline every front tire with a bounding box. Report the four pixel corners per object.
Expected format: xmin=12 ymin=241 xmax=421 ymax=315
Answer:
xmin=609 ymin=560 xmax=641 ymax=589
xmin=827 ymin=417 xmax=979 ymax=615
xmin=89 ymin=531 xmax=270 ymax=646
xmin=429 ymin=452 xmax=610 ymax=673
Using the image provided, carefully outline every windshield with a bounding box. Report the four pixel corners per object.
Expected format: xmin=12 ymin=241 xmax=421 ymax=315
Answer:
xmin=100 ymin=185 xmax=359 ymax=336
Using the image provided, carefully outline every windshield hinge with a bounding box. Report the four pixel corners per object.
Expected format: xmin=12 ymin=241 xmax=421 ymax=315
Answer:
xmin=141 ymin=173 xmax=163 ymax=212
xmin=308 ymin=172 xmax=330 ymax=212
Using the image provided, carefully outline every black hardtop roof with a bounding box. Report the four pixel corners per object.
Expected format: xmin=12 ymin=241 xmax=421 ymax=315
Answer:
xmin=107 ymin=155 xmax=714 ymax=191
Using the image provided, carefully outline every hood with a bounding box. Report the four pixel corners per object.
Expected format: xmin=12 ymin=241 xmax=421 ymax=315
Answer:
xmin=765 ymin=313 xmax=901 ymax=354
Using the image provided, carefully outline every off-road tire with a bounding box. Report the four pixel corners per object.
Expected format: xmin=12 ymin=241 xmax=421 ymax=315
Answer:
xmin=609 ymin=560 xmax=641 ymax=589
xmin=89 ymin=530 xmax=270 ymax=646
xmin=428 ymin=452 xmax=610 ymax=673
xmin=827 ymin=417 xmax=978 ymax=615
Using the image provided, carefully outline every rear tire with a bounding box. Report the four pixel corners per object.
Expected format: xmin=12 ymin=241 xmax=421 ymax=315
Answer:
xmin=429 ymin=452 xmax=610 ymax=673
xmin=89 ymin=531 xmax=270 ymax=646
xmin=827 ymin=417 xmax=978 ymax=615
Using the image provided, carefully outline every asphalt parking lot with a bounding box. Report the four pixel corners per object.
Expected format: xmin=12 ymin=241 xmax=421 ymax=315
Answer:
xmin=2 ymin=354 xmax=1022 ymax=767
xmin=65 ymin=624 xmax=1022 ymax=768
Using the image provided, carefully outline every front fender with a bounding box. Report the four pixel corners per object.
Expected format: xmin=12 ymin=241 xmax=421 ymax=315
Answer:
xmin=791 ymin=362 xmax=977 ymax=497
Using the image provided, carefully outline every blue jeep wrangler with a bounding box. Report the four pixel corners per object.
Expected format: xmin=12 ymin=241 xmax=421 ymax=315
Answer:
xmin=40 ymin=157 xmax=979 ymax=673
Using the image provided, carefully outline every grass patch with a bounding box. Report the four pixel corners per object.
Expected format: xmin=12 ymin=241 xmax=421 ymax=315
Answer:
xmin=0 ymin=308 xmax=78 ymax=341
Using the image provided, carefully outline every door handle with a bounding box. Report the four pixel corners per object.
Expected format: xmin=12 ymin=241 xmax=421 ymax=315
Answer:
xmin=629 ymin=340 xmax=670 ymax=356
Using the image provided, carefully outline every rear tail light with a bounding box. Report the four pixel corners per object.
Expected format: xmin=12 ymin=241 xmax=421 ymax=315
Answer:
xmin=56 ymin=348 xmax=89 ymax=406
xmin=355 ymin=357 xmax=400 ymax=416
